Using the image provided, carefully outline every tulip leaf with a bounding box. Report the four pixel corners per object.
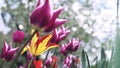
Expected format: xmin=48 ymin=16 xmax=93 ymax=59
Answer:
xmin=101 ymin=47 xmax=106 ymax=60
xmin=85 ymin=51 xmax=91 ymax=68
xmin=82 ymin=50 xmax=86 ymax=68
xmin=107 ymin=46 xmax=114 ymax=68
xmin=97 ymin=47 xmax=107 ymax=68
xmin=92 ymin=56 xmax=98 ymax=63
xmin=92 ymin=56 xmax=98 ymax=68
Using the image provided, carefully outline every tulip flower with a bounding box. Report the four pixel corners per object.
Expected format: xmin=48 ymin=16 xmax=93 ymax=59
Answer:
xmin=33 ymin=59 xmax=43 ymax=68
xmin=66 ymin=38 xmax=81 ymax=52
xmin=63 ymin=55 xmax=80 ymax=68
xmin=73 ymin=56 xmax=80 ymax=67
xmin=30 ymin=0 xmax=67 ymax=32
xmin=0 ymin=41 xmax=18 ymax=61
xmin=21 ymin=32 xmax=58 ymax=56
xmin=12 ymin=30 xmax=25 ymax=43
xmin=61 ymin=38 xmax=81 ymax=55
xmin=63 ymin=55 xmax=73 ymax=68
xmin=45 ymin=56 xmax=58 ymax=68
xmin=60 ymin=44 xmax=68 ymax=56
xmin=26 ymin=53 xmax=32 ymax=60
xmin=45 ymin=56 xmax=52 ymax=66
xmin=51 ymin=26 xmax=70 ymax=43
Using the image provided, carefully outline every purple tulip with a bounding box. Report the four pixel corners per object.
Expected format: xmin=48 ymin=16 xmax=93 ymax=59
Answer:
xmin=0 ymin=41 xmax=18 ymax=61
xmin=61 ymin=38 xmax=81 ymax=56
xmin=51 ymin=26 xmax=70 ymax=43
xmin=44 ymin=56 xmax=52 ymax=66
xmin=63 ymin=55 xmax=74 ymax=68
xmin=30 ymin=0 xmax=67 ymax=32
xmin=26 ymin=53 xmax=32 ymax=60
xmin=60 ymin=44 xmax=68 ymax=56
xmin=12 ymin=30 xmax=25 ymax=43
xmin=66 ymin=38 xmax=81 ymax=52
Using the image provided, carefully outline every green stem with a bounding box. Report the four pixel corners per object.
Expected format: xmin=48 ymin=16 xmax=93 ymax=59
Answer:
xmin=43 ymin=49 xmax=50 ymax=68
xmin=28 ymin=57 xmax=34 ymax=68
xmin=10 ymin=29 xmax=38 ymax=68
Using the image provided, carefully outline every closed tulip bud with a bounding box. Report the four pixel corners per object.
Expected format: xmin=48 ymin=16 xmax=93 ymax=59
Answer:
xmin=12 ymin=30 xmax=25 ymax=43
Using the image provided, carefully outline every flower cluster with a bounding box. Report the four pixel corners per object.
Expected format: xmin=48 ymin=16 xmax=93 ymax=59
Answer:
xmin=0 ymin=0 xmax=81 ymax=68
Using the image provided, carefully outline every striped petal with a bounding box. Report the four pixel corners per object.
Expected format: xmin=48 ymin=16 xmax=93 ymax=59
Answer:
xmin=30 ymin=32 xmax=39 ymax=55
xmin=35 ymin=34 xmax=52 ymax=56
xmin=21 ymin=46 xmax=29 ymax=54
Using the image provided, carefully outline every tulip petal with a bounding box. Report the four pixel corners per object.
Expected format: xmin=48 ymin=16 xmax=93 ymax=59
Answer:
xmin=36 ymin=0 xmax=41 ymax=7
xmin=51 ymin=29 xmax=58 ymax=43
xmin=45 ymin=19 xmax=67 ymax=32
xmin=46 ymin=43 xmax=58 ymax=49
xmin=33 ymin=59 xmax=43 ymax=68
xmin=30 ymin=0 xmax=52 ymax=28
xmin=35 ymin=34 xmax=52 ymax=56
xmin=1 ymin=42 xmax=8 ymax=58
xmin=44 ymin=8 xmax=63 ymax=32
xmin=8 ymin=43 xmax=12 ymax=51
xmin=21 ymin=46 xmax=29 ymax=54
xmin=30 ymin=33 xmax=39 ymax=55
xmin=5 ymin=48 xmax=18 ymax=61
xmin=39 ymin=0 xmax=52 ymax=27
xmin=50 ymin=8 xmax=63 ymax=23
xmin=54 ymin=19 xmax=67 ymax=28
xmin=36 ymin=43 xmax=58 ymax=56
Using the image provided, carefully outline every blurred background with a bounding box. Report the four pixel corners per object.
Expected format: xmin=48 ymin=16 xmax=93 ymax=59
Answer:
xmin=0 ymin=0 xmax=118 ymax=66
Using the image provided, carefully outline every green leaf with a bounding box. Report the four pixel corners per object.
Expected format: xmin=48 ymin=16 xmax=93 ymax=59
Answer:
xmin=82 ymin=50 xmax=86 ymax=68
xmin=85 ymin=52 xmax=91 ymax=68
xmin=101 ymin=47 xmax=106 ymax=60
xmin=107 ymin=46 xmax=114 ymax=68
xmin=98 ymin=47 xmax=107 ymax=68
xmin=98 ymin=59 xmax=106 ymax=68
xmin=92 ymin=56 xmax=98 ymax=63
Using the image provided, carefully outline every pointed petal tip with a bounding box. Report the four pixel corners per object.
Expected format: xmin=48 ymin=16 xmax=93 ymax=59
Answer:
xmin=55 ymin=19 xmax=67 ymax=27
xmin=54 ymin=7 xmax=64 ymax=12
xmin=36 ymin=0 xmax=41 ymax=7
xmin=44 ymin=0 xmax=50 ymax=6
